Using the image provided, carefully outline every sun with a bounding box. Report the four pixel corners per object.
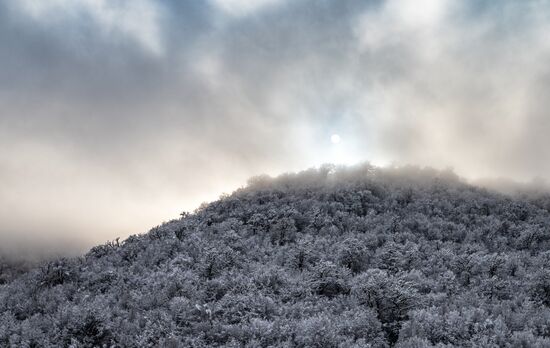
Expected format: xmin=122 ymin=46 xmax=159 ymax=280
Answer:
xmin=330 ymin=134 xmax=341 ymax=144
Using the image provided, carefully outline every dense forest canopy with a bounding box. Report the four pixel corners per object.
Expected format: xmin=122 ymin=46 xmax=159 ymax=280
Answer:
xmin=2 ymin=164 xmax=550 ymax=347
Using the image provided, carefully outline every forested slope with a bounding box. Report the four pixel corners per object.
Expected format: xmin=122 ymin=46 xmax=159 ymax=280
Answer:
xmin=2 ymin=165 xmax=550 ymax=347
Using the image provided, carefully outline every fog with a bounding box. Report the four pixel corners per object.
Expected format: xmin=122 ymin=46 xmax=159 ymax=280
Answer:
xmin=1 ymin=0 xmax=550 ymax=251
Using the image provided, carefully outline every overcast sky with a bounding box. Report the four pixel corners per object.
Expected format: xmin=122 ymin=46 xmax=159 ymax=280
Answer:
xmin=2 ymin=0 xmax=550 ymax=251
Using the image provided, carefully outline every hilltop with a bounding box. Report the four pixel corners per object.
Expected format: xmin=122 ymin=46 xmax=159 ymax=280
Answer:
xmin=2 ymin=164 xmax=550 ymax=347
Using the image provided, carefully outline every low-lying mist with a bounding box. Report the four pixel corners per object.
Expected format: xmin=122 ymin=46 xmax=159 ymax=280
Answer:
xmin=2 ymin=163 xmax=549 ymax=263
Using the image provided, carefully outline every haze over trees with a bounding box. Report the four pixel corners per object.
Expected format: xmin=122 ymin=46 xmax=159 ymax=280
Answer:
xmin=2 ymin=164 xmax=550 ymax=347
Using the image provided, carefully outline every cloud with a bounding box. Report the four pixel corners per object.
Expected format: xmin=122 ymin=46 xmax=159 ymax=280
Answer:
xmin=355 ymin=0 xmax=450 ymax=54
xmin=14 ymin=0 xmax=165 ymax=55
xmin=2 ymin=0 xmax=550 ymax=250
xmin=347 ymin=0 xmax=550 ymax=180
xmin=209 ymin=0 xmax=286 ymax=17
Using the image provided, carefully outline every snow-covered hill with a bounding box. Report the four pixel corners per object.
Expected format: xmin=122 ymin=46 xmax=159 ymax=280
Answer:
xmin=2 ymin=164 xmax=550 ymax=347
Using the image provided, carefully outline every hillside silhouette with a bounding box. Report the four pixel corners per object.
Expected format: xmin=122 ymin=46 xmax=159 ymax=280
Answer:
xmin=2 ymin=164 xmax=550 ymax=347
